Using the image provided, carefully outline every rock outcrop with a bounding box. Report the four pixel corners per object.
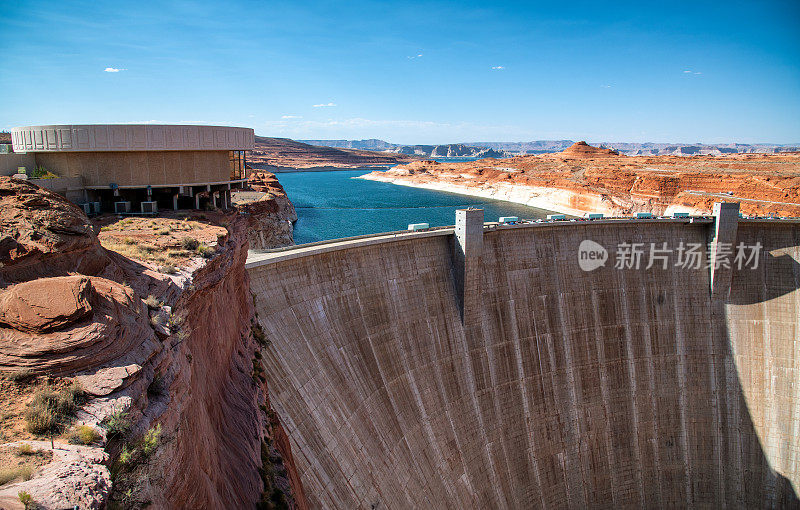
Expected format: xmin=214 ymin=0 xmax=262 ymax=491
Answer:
xmin=360 ymin=143 xmax=800 ymax=217
xmin=0 ymin=178 xmax=111 ymax=285
xmin=236 ymin=171 xmax=297 ymax=250
xmin=0 ymin=176 xmax=306 ymax=508
xmin=248 ymin=136 xmax=414 ymax=171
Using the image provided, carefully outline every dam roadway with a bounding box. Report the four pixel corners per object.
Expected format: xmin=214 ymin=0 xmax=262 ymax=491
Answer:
xmin=246 ymin=212 xmax=800 ymax=509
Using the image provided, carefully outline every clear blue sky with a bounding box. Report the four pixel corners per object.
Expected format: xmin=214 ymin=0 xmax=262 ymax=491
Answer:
xmin=1 ymin=0 xmax=798 ymax=144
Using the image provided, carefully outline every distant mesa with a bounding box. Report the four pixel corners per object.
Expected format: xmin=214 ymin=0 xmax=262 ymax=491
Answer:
xmin=558 ymin=141 xmax=620 ymax=158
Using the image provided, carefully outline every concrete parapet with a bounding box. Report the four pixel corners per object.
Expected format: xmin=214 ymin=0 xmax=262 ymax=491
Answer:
xmin=709 ymin=202 xmax=740 ymax=299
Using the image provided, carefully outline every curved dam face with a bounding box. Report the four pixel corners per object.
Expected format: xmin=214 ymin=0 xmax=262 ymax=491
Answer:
xmin=247 ymin=216 xmax=800 ymax=509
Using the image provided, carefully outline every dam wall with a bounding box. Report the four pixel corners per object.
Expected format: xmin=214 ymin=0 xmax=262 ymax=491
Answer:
xmin=247 ymin=216 xmax=800 ymax=508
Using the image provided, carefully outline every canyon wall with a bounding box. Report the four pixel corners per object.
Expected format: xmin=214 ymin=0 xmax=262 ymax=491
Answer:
xmin=0 ymin=177 xmax=305 ymax=509
xmin=249 ymin=219 xmax=799 ymax=508
xmin=360 ymin=144 xmax=800 ymax=218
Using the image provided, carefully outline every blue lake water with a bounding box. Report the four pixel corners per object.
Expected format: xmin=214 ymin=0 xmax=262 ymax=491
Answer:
xmin=277 ymin=170 xmax=557 ymax=244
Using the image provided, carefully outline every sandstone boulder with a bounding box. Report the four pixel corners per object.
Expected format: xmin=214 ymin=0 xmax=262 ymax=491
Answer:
xmin=0 ymin=276 xmax=93 ymax=332
xmin=0 ymin=177 xmax=110 ymax=285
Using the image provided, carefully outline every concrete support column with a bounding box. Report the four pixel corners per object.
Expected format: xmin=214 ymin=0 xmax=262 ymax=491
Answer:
xmin=195 ymin=193 xmax=201 ymax=210
xmin=173 ymin=194 xmax=179 ymax=211
xmin=709 ymin=202 xmax=740 ymax=299
xmin=454 ymin=208 xmax=484 ymax=324
xmin=212 ymin=192 xmax=218 ymax=209
xmin=222 ymin=190 xmax=230 ymax=209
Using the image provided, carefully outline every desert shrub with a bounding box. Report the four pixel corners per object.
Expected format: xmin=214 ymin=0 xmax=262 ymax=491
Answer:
xmin=0 ymin=467 xmax=33 ymax=486
xmin=67 ymin=424 xmax=102 ymax=445
xmin=123 ymin=237 xmax=137 ymax=245
xmin=252 ymin=358 xmax=266 ymax=384
xmin=167 ymin=310 xmax=187 ymax=329
xmin=140 ymin=424 xmax=161 ymax=458
xmin=101 ymin=407 xmax=131 ymax=439
xmin=5 ymin=370 xmax=35 ymax=384
xmin=181 ymin=237 xmax=199 ymax=250
xmin=196 ymin=244 xmax=214 ymax=258
xmin=30 ymin=165 xmax=57 ymax=179
xmin=18 ymin=490 xmax=35 ymax=509
xmin=143 ymin=295 xmax=162 ymax=309
xmin=24 ymin=383 xmax=85 ymax=435
xmin=118 ymin=423 xmax=162 ymax=467
xmin=251 ymin=321 xmax=269 ymax=347
xmin=150 ymin=313 xmax=166 ymax=330
xmin=17 ymin=444 xmax=34 ymax=456
xmin=161 ymin=263 xmax=177 ymax=274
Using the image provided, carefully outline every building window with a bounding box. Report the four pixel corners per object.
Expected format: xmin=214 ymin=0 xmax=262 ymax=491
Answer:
xmin=229 ymin=150 xmax=245 ymax=180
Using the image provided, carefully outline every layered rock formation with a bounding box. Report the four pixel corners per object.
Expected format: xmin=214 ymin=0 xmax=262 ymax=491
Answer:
xmin=360 ymin=142 xmax=800 ymax=217
xmin=248 ymin=136 xmax=414 ymax=171
xmin=0 ymin=177 xmax=306 ymax=508
xmin=298 ymin=138 xmax=800 ymax=157
xmin=235 ymin=171 xmax=298 ymax=250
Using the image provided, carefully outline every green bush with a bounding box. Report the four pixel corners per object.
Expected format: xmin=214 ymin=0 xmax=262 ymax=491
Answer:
xmin=18 ymin=490 xmax=35 ymax=509
xmin=24 ymin=383 xmax=85 ymax=435
xmin=30 ymin=165 xmax=57 ymax=179
xmin=196 ymin=244 xmax=215 ymax=258
xmin=252 ymin=321 xmax=269 ymax=347
xmin=101 ymin=407 xmax=131 ymax=439
xmin=140 ymin=424 xmax=161 ymax=458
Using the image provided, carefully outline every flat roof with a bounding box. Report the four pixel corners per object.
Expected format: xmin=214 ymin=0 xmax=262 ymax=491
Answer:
xmin=11 ymin=124 xmax=255 ymax=153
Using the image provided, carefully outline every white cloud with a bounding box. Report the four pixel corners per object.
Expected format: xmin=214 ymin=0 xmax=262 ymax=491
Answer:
xmin=104 ymin=67 xmax=126 ymax=73
xmin=312 ymin=103 xmax=336 ymax=108
xmin=601 ymin=84 xmax=612 ymax=88
xmin=281 ymin=115 xmax=302 ymax=119
xmin=491 ymin=66 xmax=505 ymax=70
xmin=407 ymin=53 xmax=423 ymax=59
xmin=683 ymin=70 xmax=702 ymax=75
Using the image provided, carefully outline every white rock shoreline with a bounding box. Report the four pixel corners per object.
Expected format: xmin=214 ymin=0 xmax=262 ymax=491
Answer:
xmin=357 ymin=172 xmax=707 ymax=217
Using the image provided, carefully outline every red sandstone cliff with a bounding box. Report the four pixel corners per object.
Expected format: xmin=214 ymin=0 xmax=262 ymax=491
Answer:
xmin=249 ymin=136 xmax=415 ymax=170
xmin=235 ymin=171 xmax=298 ymax=250
xmin=0 ymin=176 xmax=306 ymax=509
xmin=361 ymin=142 xmax=800 ymax=217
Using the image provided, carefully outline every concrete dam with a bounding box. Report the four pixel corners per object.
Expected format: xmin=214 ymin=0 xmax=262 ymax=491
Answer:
xmin=246 ymin=209 xmax=800 ymax=509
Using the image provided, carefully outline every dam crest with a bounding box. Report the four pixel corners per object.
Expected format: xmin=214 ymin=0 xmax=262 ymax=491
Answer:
xmin=247 ymin=210 xmax=800 ymax=509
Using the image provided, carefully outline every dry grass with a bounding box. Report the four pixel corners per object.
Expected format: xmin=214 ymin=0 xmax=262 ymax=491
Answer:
xmin=66 ymin=425 xmax=102 ymax=445
xmin=96 ymin=215 xmax=226 ymax=267
xmin=0 ymin=466 xmax=33 ymax=485
xmin=24 ymin=383 xmax=85 ymax=435
xmin=0 ymin=444 xmax=52 ymax=487
xmin=143 ymin=295 xmax=163 ymax=309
